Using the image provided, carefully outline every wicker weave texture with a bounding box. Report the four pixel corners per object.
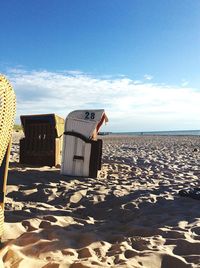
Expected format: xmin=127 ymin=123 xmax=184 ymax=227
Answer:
xmin=0 ymin=206 xmax=4 ymax=237
xmin=0 ymin=75 xmax=16 ymax=165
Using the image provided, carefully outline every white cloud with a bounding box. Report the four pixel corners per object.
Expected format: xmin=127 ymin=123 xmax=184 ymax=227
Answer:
xmin=144 ymin=74 xmax=153 ymax=81
xmin=181 ymin=79 xmax=189 ymax=87
xmin=5 ymin=69 xmax=200 ymax=132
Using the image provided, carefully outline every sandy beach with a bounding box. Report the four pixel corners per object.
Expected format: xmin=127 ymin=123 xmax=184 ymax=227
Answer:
xmin=0 ymin=132 xmax=199 ymax=268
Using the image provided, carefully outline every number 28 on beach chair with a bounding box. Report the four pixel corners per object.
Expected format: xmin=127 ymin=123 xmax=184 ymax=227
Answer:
xmin=61 ymin=109 xmax=108 ymax=178
xmin=0 ymin=75 xmax=16 ymax=237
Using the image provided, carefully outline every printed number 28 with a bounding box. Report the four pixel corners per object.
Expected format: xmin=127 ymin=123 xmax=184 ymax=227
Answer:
xmin=85 ymin=112 xmax=95 ymax=120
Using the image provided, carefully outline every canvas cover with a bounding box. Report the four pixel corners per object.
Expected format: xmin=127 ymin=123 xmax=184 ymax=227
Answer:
xmin=64 ymin=109 xmax=108 ymax=139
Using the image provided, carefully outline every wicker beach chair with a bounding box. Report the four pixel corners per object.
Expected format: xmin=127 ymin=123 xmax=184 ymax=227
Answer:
xmin=0 ymin=75 xmax=16 ymax=237
xmin=61 ymin=109 xmax=108 ymax=178
xmin=20 ymin=114 xmax=64 ymax=166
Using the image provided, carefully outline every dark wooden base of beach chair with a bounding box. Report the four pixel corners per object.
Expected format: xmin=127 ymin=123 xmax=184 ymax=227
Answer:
xmin=0 ymin=141 xmax=11 ymax=237
xmin=20 ymin=138 xmax=62 ymax=167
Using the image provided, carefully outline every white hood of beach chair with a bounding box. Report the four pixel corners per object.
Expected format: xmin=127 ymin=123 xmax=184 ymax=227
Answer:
xmin=65 ymin=109 xmax=108 ymax=139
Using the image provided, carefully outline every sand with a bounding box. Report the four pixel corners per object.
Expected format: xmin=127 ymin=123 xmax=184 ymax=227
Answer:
xmin=0 ymin=132 xmax=199 ymax=267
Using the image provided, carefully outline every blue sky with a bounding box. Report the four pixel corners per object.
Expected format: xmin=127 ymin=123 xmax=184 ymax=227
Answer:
xmin=0 ymin=0 xmax=200 ymax=131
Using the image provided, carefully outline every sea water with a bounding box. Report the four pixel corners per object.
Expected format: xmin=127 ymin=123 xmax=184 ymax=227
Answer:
xmin=114 ymin=130 xmax=200 ymax=136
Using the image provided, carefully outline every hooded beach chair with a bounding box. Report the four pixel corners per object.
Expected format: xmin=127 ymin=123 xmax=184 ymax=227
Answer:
xmin=0 ymin=75 xmax=16 ymax=237
xmin=20 ymin=114 xmax=64 ymax=167
xmin=61 ymin=109 xmax=108 ymax=178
